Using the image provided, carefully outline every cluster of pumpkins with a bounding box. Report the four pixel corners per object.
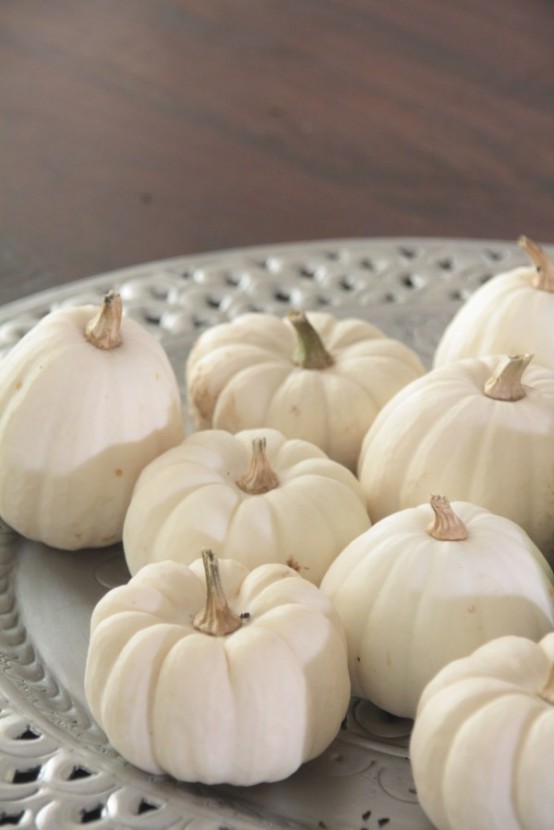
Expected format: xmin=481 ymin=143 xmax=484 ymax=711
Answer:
xmin=0 ymin=237 xmax=553 ymax=829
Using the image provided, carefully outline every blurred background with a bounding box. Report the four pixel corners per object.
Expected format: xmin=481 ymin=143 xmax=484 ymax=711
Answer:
xmin=1 ymin=0 xmax=552 ymax=305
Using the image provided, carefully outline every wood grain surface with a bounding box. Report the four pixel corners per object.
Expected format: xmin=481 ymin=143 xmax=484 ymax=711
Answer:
xmin=1 ymin=0 xmax=552 ymax=305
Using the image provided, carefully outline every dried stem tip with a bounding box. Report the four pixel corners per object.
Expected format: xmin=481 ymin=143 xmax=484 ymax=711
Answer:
xmin=193 ymin=549 xmax=243 ymax=637
xmin=288 ymin=310 xmax=334 ymax=370
xmin=85 ymin=290 xmax=123 ymax=350
xmin=236 ymin=437 xmax=279 ymax=495
xmin=427 ymin=495 xmax=468 ymax=541
xmin=518 ymin=236 xmax=554 ymax=292
xmin=484 ymin=354 xmax=532 ymax=402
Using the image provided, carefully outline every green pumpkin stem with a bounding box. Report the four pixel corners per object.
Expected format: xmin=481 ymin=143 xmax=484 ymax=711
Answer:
xmin=519 ymin=236 xmax=554 ymax=292
xmin=193 ymin=549 xmax=242 ymax=637
xmin=236 ymin=437 xmax=279 ymax=495
xmin=85 ymin=290 xmax=123 ymax=350
xmin=288 ymin=310 xmax=334 ymax=370
xmin=427 ymin=495 xmax=468 ymax=541
xmin=483 ymin=354 xmax=532 ymax=402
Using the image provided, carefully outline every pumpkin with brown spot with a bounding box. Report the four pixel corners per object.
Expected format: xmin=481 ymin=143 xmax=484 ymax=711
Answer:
xmin=185 ymin=310 xmax=425 ymax=470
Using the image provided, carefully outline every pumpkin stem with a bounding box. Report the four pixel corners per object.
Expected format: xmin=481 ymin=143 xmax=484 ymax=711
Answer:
xmin=193 ymin=549 xmax=242 ymax=637
xmin=539 ymin=665 xmax=554 ymax=704
xmin=427 ymin=495 xmax=468 ymax=541
xmin=288 ymin=310 xmax=334 ymax=370
xmin=85 ymin=290 xmax=123 ymax=350
xmin=236 ymin=437 xmax=279 ymax=495
xmin=518 ymin=236 xmax=554 ymax=292
xmin=483 ymin=354 xmax=532 ymax=402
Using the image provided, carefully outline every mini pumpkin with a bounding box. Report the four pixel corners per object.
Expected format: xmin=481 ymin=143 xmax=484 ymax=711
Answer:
xmin=435 ymin=236 xmax=554 ymax=369
xmin=357 ymin=353 xmax=554 ymax=561
xmin=123 ymin=427 xmax=371 ymax=584
xmin=85 ymin=550 xmax=351 ymax=785
xmin=411 ymin=632 xmax=554 ymax=830
xmin=320 ymin=496 xmax=554 ymax=718
xmin=0 ymin=292 xmax=184 ymax=549
xmin=185 ymin=309 xmax=425 ymax=470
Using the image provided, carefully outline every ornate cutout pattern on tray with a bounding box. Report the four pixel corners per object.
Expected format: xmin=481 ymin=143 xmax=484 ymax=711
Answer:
xmin=0 ymin=238 xmax=534 ymax=829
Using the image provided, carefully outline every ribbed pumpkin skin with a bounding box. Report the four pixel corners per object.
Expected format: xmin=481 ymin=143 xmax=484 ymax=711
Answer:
xmin=85 ymin=557 xmax=351 ymax=786
xmin=186 ymin=311 xmax=425 ymax=470
xmin=0 ymin=305 xmax=184 ymax=549
xmin=123 ymin=427 xmax=371 ymax=584
xmin=434 ymin=264 xmax=554 ymax=370
xmin=410 ymin=633 xmax=554 ymax=830
xmin=320 ymin=501 xmax=554 ymax=718
xmin=357 ymin=356 xmax=554 ymax=562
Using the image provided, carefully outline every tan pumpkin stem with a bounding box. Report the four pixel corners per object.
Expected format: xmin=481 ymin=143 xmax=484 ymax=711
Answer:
xmin=427 ymin=495 xmax=468 ymax=541
xmin=519 ymin=236 xmax=554 ymax=292
xmin=85 ymin=290 xmax=123 ymax=350
xmin=538 ymin=664 xmax=554 ymax=705
xmin=288 ymin=310 xmax=334 ymax=370
xmin=236 ymin=437 xmax=279 ymax=495
xmin=193 ymin=549 xmax=242 ymax=637
xmin=483 ymin=354 xmax=532 ymax=402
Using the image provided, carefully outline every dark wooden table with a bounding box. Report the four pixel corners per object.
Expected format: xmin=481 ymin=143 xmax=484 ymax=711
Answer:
xmin=1 ymin=0 xmax=552 ymax=306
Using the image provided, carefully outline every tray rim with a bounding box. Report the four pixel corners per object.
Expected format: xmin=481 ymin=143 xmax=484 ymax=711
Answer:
xmin=3 ymin=234 xmax=545 ymax=321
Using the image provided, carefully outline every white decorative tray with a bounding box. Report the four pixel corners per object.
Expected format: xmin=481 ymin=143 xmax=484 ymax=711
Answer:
xmin=0 ymin=238 xmax=536 ymax=830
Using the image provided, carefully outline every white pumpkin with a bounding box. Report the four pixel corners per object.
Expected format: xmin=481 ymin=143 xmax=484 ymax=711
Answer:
xmin=320 ymin=496 xmax=554 ymax=718
xmin=411 ymin=632 xmax=554 ymax=830
xmin=85 ymin=550 xmax=351 ymax=785
xmin=185 ymin=309 xmax=425 ymax=470
xmin=435 ymin=236 xmax=554 ymax=369
xmin=0 ymin=292 xmax=184 ymax=549
xmin=357 ymin=354 xmax=554 ymax=561
xmin=123 ymin=427 xmax=370 ymax=584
